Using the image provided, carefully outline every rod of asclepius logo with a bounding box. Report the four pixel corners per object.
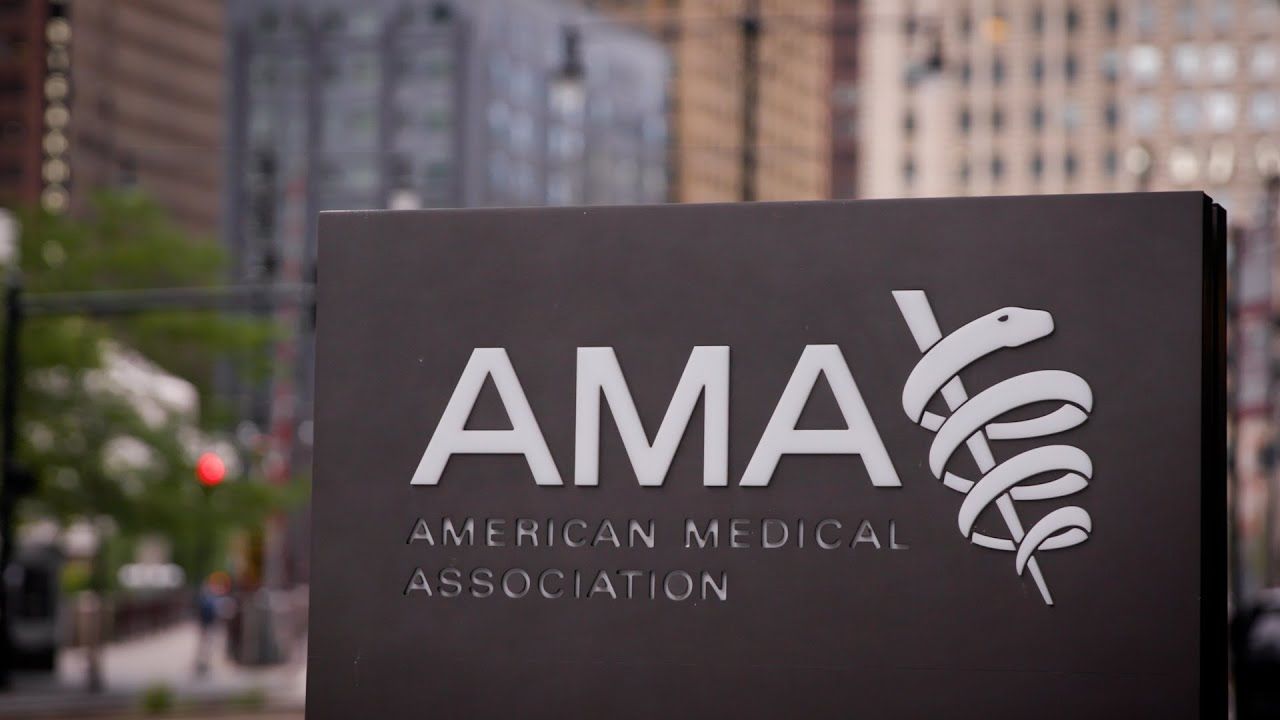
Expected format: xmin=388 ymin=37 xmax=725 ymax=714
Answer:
xmin=893 ymin=290 xmax=1094 ymax=606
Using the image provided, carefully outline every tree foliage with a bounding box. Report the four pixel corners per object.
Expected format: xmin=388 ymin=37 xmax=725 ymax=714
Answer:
xmin=5 ymin=191 xmax=298 ymax=584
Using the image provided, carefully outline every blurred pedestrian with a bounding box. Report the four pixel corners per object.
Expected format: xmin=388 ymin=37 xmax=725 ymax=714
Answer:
xmin=194 ymin=571 xmax=230 ymax=677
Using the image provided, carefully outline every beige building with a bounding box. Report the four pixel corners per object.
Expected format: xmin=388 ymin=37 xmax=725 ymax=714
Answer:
xmin=585 ymin=0 xmax=832 ymax=202
xmin=860 ymin=0 xmax=1280 ymax=223
xmin=62 ymin=0 xmax=225 ymax=237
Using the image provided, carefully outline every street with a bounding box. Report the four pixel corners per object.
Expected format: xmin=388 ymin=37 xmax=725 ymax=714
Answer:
xmin=0 ymin=621 xmax=304 ymax=719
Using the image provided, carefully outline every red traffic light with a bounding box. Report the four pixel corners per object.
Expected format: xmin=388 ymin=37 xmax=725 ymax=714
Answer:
xmin=195 ymin=452 xmax=226 ymax=487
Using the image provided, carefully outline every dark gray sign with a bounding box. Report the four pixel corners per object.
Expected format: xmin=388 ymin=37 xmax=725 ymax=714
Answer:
xmin=309 ymin=193 xmax=1225 ymax=719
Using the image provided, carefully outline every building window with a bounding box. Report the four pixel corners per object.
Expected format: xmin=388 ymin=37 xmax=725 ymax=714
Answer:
xmin=425 ymin=161 xmax=452 ymax=181
xmin=1205 ymin=92 xmax=1237 ymax=132
xmin=1104 ymin=148 xmax=1119 ymax=177
xmin=1254 ymin=46 xmax=1279 ymax=79
xmin=1063 ymin=101 xmax=1081 ymax=131
xmin=992 ymin=107 xmax=1005 ymax=131
xmin=1104 ymin=101 xmax=1120 ymax=130
xmin=991 ymin=155 xmax=1005 ymax=180
xmin=1206 ymin=45 xmax=1237 ymax=83
xmin=842 ymin=117 xmax=858 ymax=139
xmin=992 ymin=56 xmax=1006 ymax=84
xmin=1064 ymin=55 xmax=1079 ymax=82
xmin=1030 ymin=152 xmax=1044 ymax=178
xmin=1129 ymin=45 xmax=1162 ymax=85
xmin=1176 ymin=0 xmax=1196 ymax=35
xmin=1066 ymin=5 xmax=1081 ymax=33
xmin=903 ymin=109 xmax=916 ymax=135
xmin=1100 ymin=50 xmax=1120 ymax=82
xmin=1032 ymin=56 xmax=1045 ymax=84
xmin=1252 ymin=92 xmax=1279 ymax=130
xmin=1135 ymin=0 xmax=1157 ymax=35
xmin=1105 ymin=4 xmax=1121 ymax=32
xmin=1130 ymin=96 xmax=1161 ymax=135
xmin=960 ymin=59 xmax=973 ymax=85
xmin=349 ymin=9 xmax=382 ymax=37
xmin=1168 ymin=145 xmax=1199 ymax=184
xmin=1064 ymin=152 xmax=1078 ymax=178
xmin=833 ymin=83 xmax=858 ymax=107
xmin=425 ymin=110 xmax=451 ymax=131
xmin=1207 ymin=141 xmax=1236 ymax=184
xmin=1256 ymin=0 xmax=1280 ymax=25
xmin=959 ymin=12 xmax=972 ymax=38
xmin=1212 ymin=0 xmax=1234 ymax=31
xmin=1031 ymin=5 xmax=1045 ymax=33
xmin=902 ymin=157 xmax=916 ymax=184
xmin=1031 ymin=104 xmax=1045 ymax=130
xmin=258 ymin=10 xmax=280 ymax=32
xmin=959 ymin=107 xmax=972 ymax=132
xmin=430 ymin=3 xmax=455 ymax=23
xmin=958 ymin=157 xmax=971 ymax=183
xmin=1173 ymin=93 xmax=1199 ymax=133
xmin=1173 ymin=45 xmax=1200 ymax=83
xmin=985 ymin=13 xmax=1011 ymax=44
xmin=319 ymin=9 xmax=346 ymax=33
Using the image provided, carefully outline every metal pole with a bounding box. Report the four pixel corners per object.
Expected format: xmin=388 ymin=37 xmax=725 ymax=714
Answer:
xmin=1236 ymin=178 xmax=1277 ymax=603
xmin=1229 ymin=226 xmax=1246 ymax=610
xmin=739 ymin=0 xmax=760 ymax=202
xmin=0 ymin=272 xmax=22 ymax=688
xmin=1264 ymin=174 xmax=1280 ymax=588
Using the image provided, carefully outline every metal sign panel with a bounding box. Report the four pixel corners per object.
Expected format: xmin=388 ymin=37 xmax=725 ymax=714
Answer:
xmin=309 ymin=193 xmax=1226 ymax=719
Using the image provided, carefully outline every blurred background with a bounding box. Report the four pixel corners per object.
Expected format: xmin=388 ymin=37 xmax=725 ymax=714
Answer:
xmin=0 ymin=0 xmax=1277 ymax=717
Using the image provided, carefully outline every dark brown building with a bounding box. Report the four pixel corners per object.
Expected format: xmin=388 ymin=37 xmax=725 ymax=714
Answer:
xmin=0 ymin=0 xmax=50 ymax=209
xmin=0 ymin=0 xmax=223 ymax=238
xmin=65 ymin=0 xmax=224 ymax=237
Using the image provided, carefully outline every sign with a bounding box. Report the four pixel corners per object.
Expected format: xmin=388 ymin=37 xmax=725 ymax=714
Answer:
xmin=309 ymin=194 xmax=1226 ymax=718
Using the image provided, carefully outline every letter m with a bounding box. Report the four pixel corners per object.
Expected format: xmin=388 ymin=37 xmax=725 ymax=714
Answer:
xmin=575 ymin=346 xmax=729 ymax=486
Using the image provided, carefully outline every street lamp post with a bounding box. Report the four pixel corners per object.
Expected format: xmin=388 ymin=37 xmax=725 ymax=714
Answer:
xmin=739 ymin=0 xmax=761 ymax=202
xmin=551 ymin=26 xmax=588 ymax=205
xmin=0 ymin=271 xmax=22 ymax=690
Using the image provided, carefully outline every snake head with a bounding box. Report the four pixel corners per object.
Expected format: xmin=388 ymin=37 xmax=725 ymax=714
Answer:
xmin=988 ymin=307 xmax=1054 ymax=347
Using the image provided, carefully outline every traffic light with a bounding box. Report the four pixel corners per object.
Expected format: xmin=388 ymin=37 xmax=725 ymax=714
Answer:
xmin=195 ymin=452 xmax=226 ymax=488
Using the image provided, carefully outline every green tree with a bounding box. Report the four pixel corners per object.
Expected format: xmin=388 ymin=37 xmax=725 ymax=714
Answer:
xmin=5 ymin=191 xmax=297 ymax=587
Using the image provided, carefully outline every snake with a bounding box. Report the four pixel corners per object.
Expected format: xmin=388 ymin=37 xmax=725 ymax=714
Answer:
xmin=898 ymin=302 xmax=1093 ymax=578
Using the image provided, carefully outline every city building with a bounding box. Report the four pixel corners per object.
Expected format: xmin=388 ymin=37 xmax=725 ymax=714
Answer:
xmin=860 ymin=0 xmax=1280 ymax=222
xmin=224 ymin=0 xmax=669 ymax=583
xmin=861 ymin=0 xmax=1280 ymax=611
xmin=227 ymin=0 xmax=667 ymax=267
xmin=583 ymin=0 xmax=833 ymax=202
xmin=65 ymin=0 xmax=225 ymax=236
xmin=0 ymin=0 xmax=50 ymax=210
xmin=0 ymin=0 xmax=225 ymax=236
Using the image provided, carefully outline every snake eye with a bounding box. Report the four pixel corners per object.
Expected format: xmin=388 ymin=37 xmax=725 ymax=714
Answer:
xmin=997 ymin=314 xmax=1009 ymax=322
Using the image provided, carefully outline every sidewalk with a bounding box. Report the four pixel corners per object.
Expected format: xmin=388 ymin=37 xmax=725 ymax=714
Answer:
xmin=0 ymin=621 xmax=305 ymax=718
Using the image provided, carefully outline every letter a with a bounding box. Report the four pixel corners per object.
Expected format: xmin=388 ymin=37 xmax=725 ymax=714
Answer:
xmin=410 ymin=348 xmax=562 ymax=486
xmin=741 ymin=345 xmax=900 ymax=487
